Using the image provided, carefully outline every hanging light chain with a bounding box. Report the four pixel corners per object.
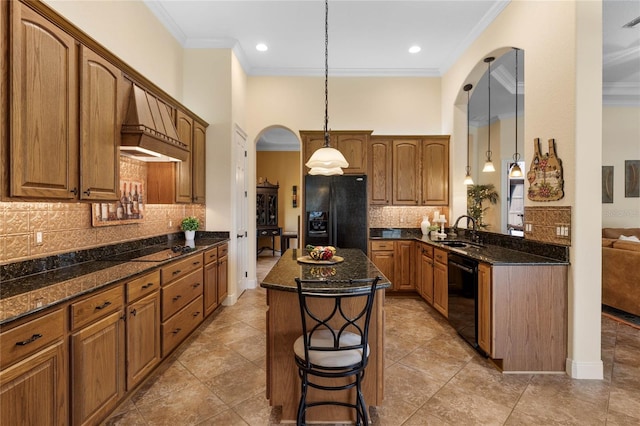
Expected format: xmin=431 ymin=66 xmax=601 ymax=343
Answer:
xmin=324 ymin=0 xmax=330 ymax=147
xmin=486 ymin=57 xmax=492 ymax=161
xmin=513 ymin=48 xmax=520 ymax=164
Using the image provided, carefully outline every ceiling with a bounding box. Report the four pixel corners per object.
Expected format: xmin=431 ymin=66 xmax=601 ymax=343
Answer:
xmin=144 ymin=0 xmax=640 ymax=150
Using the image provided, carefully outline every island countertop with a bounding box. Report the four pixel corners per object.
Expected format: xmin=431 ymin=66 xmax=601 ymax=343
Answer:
xmin=260 ymin=248 xmax=391 ymax=292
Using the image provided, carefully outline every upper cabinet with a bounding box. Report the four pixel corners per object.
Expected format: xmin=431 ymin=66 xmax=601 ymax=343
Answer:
xmin=79 ymin=46 xmax=123 ymax=201
xmin=175 ymin=110 xmax=194 ymax=203
xmin=301 ymin=130 xmax=371 ymax=175
xmin=369 ymin=135 xmax=449 ymax=206
xmin=192 ymin=120 xmax=207 ymax=204
xmin=10 ymin=3 xmax=79 ymax=199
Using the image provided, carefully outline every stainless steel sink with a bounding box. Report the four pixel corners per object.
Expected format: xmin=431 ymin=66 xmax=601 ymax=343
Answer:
xmin=440 ymin=241 xmax=468 ymax=248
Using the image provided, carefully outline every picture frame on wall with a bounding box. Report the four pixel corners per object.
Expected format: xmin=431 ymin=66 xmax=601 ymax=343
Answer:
xmin=625 ymin=160 xmax=639 ymax=198
xmin=602 ymin=166 xmax=613 ymax=203
xmin=92 ymin=179 xmax=145 ymax=226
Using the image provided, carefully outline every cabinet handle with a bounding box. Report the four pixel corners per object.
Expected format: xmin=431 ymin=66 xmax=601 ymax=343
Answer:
xmin=83 ymin=188 xmax=91 ymax=196
xmin=172 ymin=328 xmax=182 ymax=335
xmin=173 ymin=295 xmax=182 ymax=301
xmin=15 ymin=333 xmax=42 ymax=346
xmin=95 ymin=301 xmax=112 ymax=310
xmin=192 ymin=283 xmax=201 ymax=288
xmin=172 ymin=269 xmax=182 ymax=275
xmin=130 ymin=308 xmax=137 ymax=317
xmin=142 ymin=283 xmax=154 ymax=289
xmin=192 ymin=312 xmax=201 ymax=317
xmin=193 ymin=261 xmax=201 ymax=266
xmin=70 ymin=187 xmax=78 ymax=196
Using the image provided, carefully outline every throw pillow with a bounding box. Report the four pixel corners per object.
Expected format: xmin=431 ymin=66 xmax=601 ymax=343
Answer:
xmin=619 ymin=235 xmax=640 ymax=242
xmin=612 ymin=240 xmax=640 ymax=252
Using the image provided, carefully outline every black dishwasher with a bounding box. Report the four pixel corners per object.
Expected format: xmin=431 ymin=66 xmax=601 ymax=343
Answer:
xmin=447 ymin=253 xmax=483 ymax=354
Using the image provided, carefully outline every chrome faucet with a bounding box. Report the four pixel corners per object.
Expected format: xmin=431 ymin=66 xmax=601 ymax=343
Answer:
xmin=452 ymin=215 xmax=479 ymax=242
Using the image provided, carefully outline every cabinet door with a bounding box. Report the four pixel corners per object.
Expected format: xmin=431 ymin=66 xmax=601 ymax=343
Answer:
xmin=175 ymin=110 xmax=193 ymax=203
xmin=301 ymin=133 xmax=326 ymax=174
xmin=336 ymin=133 xmax=368 ymax=174
xmin=394 ymin=241 xmax=414 ymax=291
xmin=432 ymin=250 xmax=448 ymax=317
xmin=421 ymin=137 xmax=449 ymax=205
xmin=71 ymin=310 xmax=125 ymax=426
xmin=420 ymin=249 xmax=434 ymax=305
xmin=126 ymin=291 xmax=161 ymax=390
xmin=477 ymin=263 xmax=492 ymax=356
xmin=79 ymin=46 xmax=122 ymax=201
xmin=368 ymin=138 xmax=392 ymax=205
xmin=392 ymin=140 xmax=420 ymax=205
xmin=370 ymin=251 xmax=394 ymax=288
xmin=0 ymin=341 xmax=67 ymax=426
xmin=10 ymin=3 xmax=79 ymax=198
xmin=217 ymin=255 xmax=228 ymax=304
xmin=204 ymin=259 xmax=219 ymax=315
xmin=192 ymin=120 xmax=207 ymax=203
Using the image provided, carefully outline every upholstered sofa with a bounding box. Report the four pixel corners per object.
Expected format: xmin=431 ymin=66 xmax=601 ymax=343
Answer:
xmin=602 ymin=228 xmax=640 ymax=317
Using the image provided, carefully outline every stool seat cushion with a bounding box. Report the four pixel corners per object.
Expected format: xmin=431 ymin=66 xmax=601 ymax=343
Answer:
xmin=294 ymin=329 xmax=369 ymax=368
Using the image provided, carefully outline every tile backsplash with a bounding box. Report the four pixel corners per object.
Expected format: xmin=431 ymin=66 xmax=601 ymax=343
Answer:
xmin=0 ymin=157 xmax=205 ymax=265
xmin=368 ymin=206 xmax=450 ymax=229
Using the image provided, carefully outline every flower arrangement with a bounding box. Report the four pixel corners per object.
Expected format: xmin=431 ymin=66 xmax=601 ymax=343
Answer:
xmin=180 ymin=216 xmax=200 ymax=231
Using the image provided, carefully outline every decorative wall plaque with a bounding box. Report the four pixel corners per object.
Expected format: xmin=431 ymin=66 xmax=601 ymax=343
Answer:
xmin=625 ymin=160 xmax=639 ymax=198
xmin=602 ymin=166 xmax=614 ymax=203
xmin=527 ymin=138 xmax=564 ymax=201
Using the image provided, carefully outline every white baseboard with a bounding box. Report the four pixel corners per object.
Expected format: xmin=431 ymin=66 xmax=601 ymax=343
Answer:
xmin=566 ymin=358 xmax=604 ymax=379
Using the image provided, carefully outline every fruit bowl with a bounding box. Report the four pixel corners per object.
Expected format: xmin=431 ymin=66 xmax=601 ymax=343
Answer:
xmin=306 ymin=245 xmax=336 ymax=261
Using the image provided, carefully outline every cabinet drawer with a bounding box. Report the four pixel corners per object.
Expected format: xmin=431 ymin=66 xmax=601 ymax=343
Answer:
xmin=370 ymin=240 xmax=394 ymax=251
xmin=0 ymin=309 xmax=64 ymax=368
xmin=161 ymin=269 xmax=204 ymax=321
xmin=161 ymin=253 xmax=203 ymax=284
xmin=420 ymin=244 xmax=434 ymax=258
xmin=204 ymin=247 xmax=218 ymax=265
xmin=217 ymin=243 xmax=228 ymax=258
xmin=126 ymin=270 xmax=160 ymax=303
xmin=71 ymin=285 xmax=124 ymax=330
xmin=434 ymin=248 xmax=448 ymax=265
xmin=162 ymin=295 xmax=204 ymax=356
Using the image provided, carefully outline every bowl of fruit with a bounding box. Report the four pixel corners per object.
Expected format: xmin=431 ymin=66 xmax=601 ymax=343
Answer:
xmin=306 ymin=245 xmax=336 ymax=261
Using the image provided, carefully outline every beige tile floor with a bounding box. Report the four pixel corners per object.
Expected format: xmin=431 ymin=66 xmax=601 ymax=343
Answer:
xmin=104 ymin=253 xmax=640 ymax=425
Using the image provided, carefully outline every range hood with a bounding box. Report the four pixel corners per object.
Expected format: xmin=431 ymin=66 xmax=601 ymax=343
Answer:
xmin=120 ymin=84 xmax=189 ymax=162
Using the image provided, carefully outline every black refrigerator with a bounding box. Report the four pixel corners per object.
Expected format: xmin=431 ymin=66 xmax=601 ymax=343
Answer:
xmin=304 ymin=174 xmax=368 ymax=253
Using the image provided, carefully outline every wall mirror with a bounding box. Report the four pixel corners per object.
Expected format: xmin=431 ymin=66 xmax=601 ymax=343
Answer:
xmin=467 ymin=48 xmax=525 ymax=236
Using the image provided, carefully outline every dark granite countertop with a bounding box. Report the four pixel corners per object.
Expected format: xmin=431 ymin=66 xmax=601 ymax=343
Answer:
xmin=370 ymin=228 xmax=569 ymax=265
xmin=0 ymin=235 xmax=229 ymax=325
xmin=260 ymin=248 xmax=391 ymax=293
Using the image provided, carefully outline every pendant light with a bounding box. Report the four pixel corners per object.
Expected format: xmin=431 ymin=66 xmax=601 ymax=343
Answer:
xmin=463 ymin=83 xmax=474 ymax=185
xmin=482 ymin=56 xmax=495 ymax=173
xmin=305 ymin=0 xmax=349 ymax=176
xmin=509 ymin=48 xmax=523 ymax=178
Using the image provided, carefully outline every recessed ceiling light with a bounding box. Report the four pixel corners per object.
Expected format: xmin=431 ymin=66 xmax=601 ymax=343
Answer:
xmin=409 ymin=45 xmax=421 ymax=54
xmin=256 ymin=43 xmax=268 ymax=52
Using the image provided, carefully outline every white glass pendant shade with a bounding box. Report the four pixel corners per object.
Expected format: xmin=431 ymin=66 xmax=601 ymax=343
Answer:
xmin=482 ymin=160 xmax=495 ymax=172
xmin=305 ymin=147 xmax=349 ymax=169
xmin=309 ymin=166 xmax=344 ymax=176
xmin=463 ymin=173 xmax=474 ymax=185
xmin=509 ymin=163 xmax=523 ymax=178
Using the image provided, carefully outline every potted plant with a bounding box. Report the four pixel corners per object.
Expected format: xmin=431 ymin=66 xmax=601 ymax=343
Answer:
xmin=181 ymin=216 xmax=200 ymax=240
xmin=467 ymin=184 xmax=499 ymax=229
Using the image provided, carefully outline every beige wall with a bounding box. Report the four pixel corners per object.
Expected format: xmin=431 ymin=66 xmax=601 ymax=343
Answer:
xmin=602 ymin=106 xmax=640 ymax=228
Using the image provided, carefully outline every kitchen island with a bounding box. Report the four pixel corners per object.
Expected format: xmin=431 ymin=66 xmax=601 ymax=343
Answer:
xmin=260 ymin=248 xmax=390 ymax=423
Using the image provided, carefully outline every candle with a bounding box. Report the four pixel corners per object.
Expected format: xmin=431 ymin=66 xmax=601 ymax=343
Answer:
xmin=441 ymin=215 xmax=446 ymax=222
xmin=433 ymin=211 xmax=440 ymax=221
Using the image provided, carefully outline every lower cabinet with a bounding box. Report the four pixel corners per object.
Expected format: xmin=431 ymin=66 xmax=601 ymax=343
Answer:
xmin=419 ymin=243 xmax=434 ymax=304
xmin=369 ymin=240 xmax=414 ymax=291
xmin=0 ymin=309 xmax=67 ymax=426
xmin=477 ymin=262 xmax=492 ymax=355
xmin=217 ymin=243 xmax=229 ymax=304
xmin=369 ymin=241 xmax=395 ymax=285
xmin=70 ymin=289 xmax=125 ymax=426
xmin=432 ymin=248 xmax=448 ymax=317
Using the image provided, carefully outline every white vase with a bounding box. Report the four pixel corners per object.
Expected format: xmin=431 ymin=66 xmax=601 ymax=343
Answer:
xmin=420 ymin=216 xmax=431 ymax=235
xmin=184 ymin=230 xmax=196 ymax=241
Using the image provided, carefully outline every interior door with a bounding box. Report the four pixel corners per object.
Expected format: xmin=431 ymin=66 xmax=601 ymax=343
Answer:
xmin=235 ymin=125 xmax=249 ymax=293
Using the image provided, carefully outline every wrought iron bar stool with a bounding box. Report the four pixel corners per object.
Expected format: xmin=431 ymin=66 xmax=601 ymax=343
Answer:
xmin=293 ymin=276 xmax=380 ymax=425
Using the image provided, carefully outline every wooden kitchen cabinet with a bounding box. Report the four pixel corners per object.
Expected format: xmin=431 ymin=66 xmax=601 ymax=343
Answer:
xmin=420 ymin=137 xmax=449 ymax=205
xmin=394 ymin=240 xmax=415 ymax=291
xmin=392 ymin=139 xmax=421 ymax=205
xmin=175 ymin=110 xmax=194 ymax=203
xmin=192 ymin=120 xmax=207 ymax=203
xmin=9 ymin=2 xmax=79 ymax=199
xmin=477 ymin=262 xmax=491 ymax=355
xmin=432 ymin=248 xmax=448 ymax=317
xmin=125 ymin=271 xmax=161 ymax=390
xmin=419 ymin=244 xmax=435 ymax=304
xmin=217 ymin=243 xmax=229 ymax=304
xmin=300 ymin=130 xmax=371 ymax=175
xmin=0 ymin=309 xmax=67 ymax=426
xmin=79 ymin=46 xmax=123 ymax=201
xmin=368 ymin=138 xmax=392 ymax=205
xmin=204 ymin=247 xmax=219 ymax=315
xmin=70 ymin=285 xmax=125 ymax=426
xmin=369 ymin=240 xmax=395 ymax=286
